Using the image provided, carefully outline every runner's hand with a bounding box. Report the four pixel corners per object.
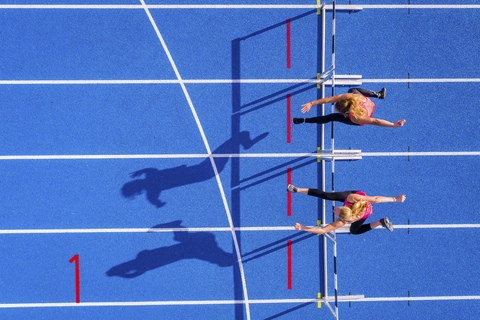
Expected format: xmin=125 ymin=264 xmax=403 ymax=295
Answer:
xmin=301 ymin=103 xmax=313 ymax=113
xmin=294 ymin=223 xmax=304 ymax=230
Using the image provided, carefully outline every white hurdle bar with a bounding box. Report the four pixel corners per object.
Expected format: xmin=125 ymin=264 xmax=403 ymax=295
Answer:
xmin=317 ymin=149 xmax=362 ymax=161
xmin=318 ymin=0 xmax=341 ymax=318
xmin=319 ymin=3 xmax=329 ymax=314
xmin=331 ymin=0 xmax=339 ymax=318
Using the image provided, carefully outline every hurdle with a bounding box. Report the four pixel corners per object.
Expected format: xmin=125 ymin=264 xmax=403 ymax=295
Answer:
xmin=317 ymin=1 xmax=366 ymax=319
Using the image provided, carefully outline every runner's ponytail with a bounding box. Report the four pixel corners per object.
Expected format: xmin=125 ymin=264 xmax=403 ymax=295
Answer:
xmin=335 ymin=96 xmax=366 ymax=119
xmin=350 ymin=201 xmax=370 ymax=219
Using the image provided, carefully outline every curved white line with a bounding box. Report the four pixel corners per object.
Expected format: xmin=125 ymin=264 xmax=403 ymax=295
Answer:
xmin=139 ymin=1 xmax=250 ymax=318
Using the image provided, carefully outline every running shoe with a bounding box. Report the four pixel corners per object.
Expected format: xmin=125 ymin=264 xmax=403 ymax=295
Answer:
xmin=378 ymin=88 xmax=386 ymax=99
xmin=287 ymin=184 xmax=298 ymax=193
xmin=293 ymin=118 xmax=305 ymax=124
xmin=380 ymin=217 xmax=394 ymax=231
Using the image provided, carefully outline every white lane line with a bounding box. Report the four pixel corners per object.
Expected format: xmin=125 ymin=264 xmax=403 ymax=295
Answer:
xmin=0 ymin=5 xmax=322 ymax=9
xmin=1 ymin=224 xmax=479 ymax=234
xmin=362 ymin=151 xmax=480 ymax=157
xmin=0 ymin=79 xmax=319 ymax=84
xmin=363 ymin=78 xmax=480 ymax=83
xmin=392 ymin=224 xmax=480 ymax=229
xmin=0 ymin=4 xmax=479 ymax=9
xmin=0 ymin=151 xmax=479 ymax=160
xmin=1 ymin=295 xmax=479 ymax=308
xmin=1 ymin=78 xmax=480 ymax=85
xmin=0 ymin=79 xmax=350 ymax=84
xmin=335 ymin=224 xmax=480 ymax=233
xmin=0 ymin=227 xmax=294 ymax=234
xmin=358 ymin=295 xmax=480 ymax=302
xmin=0 ymin=79 xmax=315 ymax=84
xmin=344 ymin=5 xmax=480 ymax=9
xmin=0 ymin=153 xmax=318 ymax=160
xmin=138 ymin=1 xmax=250 ymax=318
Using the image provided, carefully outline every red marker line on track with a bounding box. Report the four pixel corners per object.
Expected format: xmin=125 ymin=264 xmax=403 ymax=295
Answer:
xmin=69 ymin=255 xmax=80 ymax=303
xmin=287 ymin=167 xmax=292 ymax=216
xmin=288 ymin=240 xmax=292 ymax=289
xmin=286 ymin=19 xmax=291 ymax=69
xmin=287 ymin=94 xmax=291 ymax=143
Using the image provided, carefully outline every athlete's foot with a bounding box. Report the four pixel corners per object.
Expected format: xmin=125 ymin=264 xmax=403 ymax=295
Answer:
xmin=293 ymin=118 xmax=305 ymax=124
xmin=287 ymin=184 xmax=298 ymax=193
xmin=378 ymin=88 xmax=386 ymax=99
xmin=380 ymin=217 xmax=394 ymax=231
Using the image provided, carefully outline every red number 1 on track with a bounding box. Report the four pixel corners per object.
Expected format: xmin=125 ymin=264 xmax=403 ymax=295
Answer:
xmin=69 ymin=255 xmax=80 ymax=303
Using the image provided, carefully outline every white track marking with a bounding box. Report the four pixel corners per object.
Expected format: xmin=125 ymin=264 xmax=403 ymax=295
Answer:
xmin=362 ymin=78 xmax=480 ymax=83
xmin=0 ymin=227 xmax=294 ymax=234
xmin=344 ymin=5 xmax=480 ymax=9
xmin=1 ymin=78 xmax=480 ymax=85
xmin=394 ymin=224 xmax=480 ymax=229
xmin=1 ymin=295 xmax=479 ymax=308
xmin=356 ymin=295 xmax=480 ymax=302
xmin=0 ymin=5 xmax=323 ymax=9
xmin=138 ymin=1 xmax=250 ymax=317
xmin=0 ymin=79 xmax=350 ymax=84
xmin=0 ymin=4 xmax=479 ymax=9
xmin=0 ymin=153 xmax=317 ymax=160
xmin=0 ymin=151 xmax=479 ymax=160
xmin=361 ymin=151 xmax=480 ymax=157
xmin=334 ymin=224 xmax=480 ymax=233
xmin=1 ymin=224 xmax=479 ymax=234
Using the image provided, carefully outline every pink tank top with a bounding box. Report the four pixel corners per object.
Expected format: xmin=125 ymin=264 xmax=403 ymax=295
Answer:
xmin=349 ymin=97 xmax=375 ymax=126
xmin=343 ymin=191 xmax=372 ymax=220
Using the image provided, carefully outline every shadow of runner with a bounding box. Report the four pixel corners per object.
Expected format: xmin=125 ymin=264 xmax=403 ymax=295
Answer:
xmin=120 ymin=131 xmax=268 ymax=208
xmin=106 ymin=220 xmax=235 ymax=278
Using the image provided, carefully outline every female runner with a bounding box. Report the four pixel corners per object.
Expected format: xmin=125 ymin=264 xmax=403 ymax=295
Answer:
xmin=293 ymin=88 xmax=406 ymax=128
xmin=287 ymin=184 xmax=406 ymax=235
